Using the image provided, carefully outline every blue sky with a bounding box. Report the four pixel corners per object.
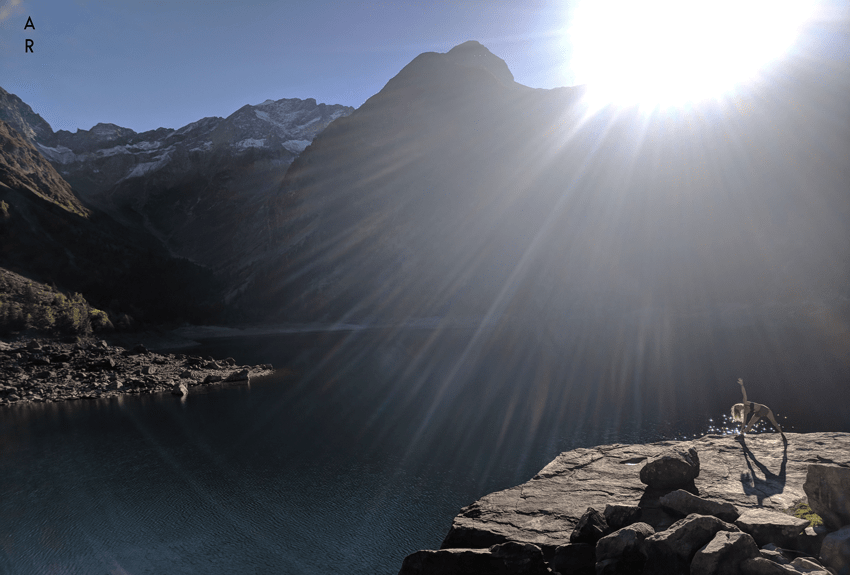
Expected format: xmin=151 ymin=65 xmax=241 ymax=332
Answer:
xmin=0 ymin=0 xmax=578 ymax=133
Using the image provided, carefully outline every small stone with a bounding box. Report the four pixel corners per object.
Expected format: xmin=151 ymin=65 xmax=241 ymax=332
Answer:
xmin=141 ymin=365 xmax=157 ymax=375
xmin=224 ymin=369 xmax=250 ymax=383
xmin=171 ymin=382 xmax=188 ymax=397
xmin=130 ymin=344 xmax=149 ymax=355
xmin=204 ymin=374 xmax=223 ymax=384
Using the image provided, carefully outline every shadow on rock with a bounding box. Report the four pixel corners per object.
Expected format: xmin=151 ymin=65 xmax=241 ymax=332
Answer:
xmin=738 ymin=436 xmax=788 ymax=505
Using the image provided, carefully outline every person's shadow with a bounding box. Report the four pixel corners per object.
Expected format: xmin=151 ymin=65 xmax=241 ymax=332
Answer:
xmin=737 ymin=436 xmax=788 ymax=505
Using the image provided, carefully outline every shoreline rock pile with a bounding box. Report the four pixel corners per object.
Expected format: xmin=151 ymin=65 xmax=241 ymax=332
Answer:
xmin=400 ymin=433 xmax=850 ymax=575
xmin=0 ymin=337 xmax=274 ymax=406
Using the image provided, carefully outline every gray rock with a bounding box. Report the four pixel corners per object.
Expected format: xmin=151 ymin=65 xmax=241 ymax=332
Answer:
xmin=180 ymin=370 xmax=197 ymax=379
xmin=550 ymin=543 xmax=594 ymax=575
xmin=570 ymin=507 xmax=610 ymax=544
xmin=820 ymin=524 xmax=850 ymax=575
xmin=804 ymin=464 xmax=850 ymax=530
xmin=398 ymin=542 xmax=549 ymax=575
xmin=640 ymin=447 xmax=700 ymax=489
xmin=141 ymin=365 xmax=157 ymax=375
xmin=741 ymin=557 xmax=798 ymax=575
xmin=440 ymin=435 xmax=850 ymax=555
xmin=224 ymin=369 xmax=250 ymax=382
xmin=641 ymin=514 xmax=740 ymax=575
xmin=795 ymin=525 xmax=830 ymax=556
xmin=596 ymin=522 xmax=654 ymax=564
xmin=789 ymin=557 xmax=830 ymax=574
xmin=660 ymin=490 xmax=740 ymax=523
xmin=735 ymin=509 xmax=810 ymax=547
xmin=759 ymin=547 xmax=792 ymax=565
xmin=171 ymin=382 xmax=188 ymax=396
xmin=690 ymin=531 xmax=760 ymax=575
xmin=603 ymin=504 xmax=642 ymax=530
xmin=204 ymin=374 xmax=223 ymax=384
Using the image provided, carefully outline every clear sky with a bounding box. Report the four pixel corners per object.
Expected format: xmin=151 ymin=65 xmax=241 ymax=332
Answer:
xmin=0 ymin=0 xmax=579 ymax=133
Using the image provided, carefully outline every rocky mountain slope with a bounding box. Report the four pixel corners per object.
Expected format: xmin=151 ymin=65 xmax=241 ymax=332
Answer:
xmin=1 ymin=86 xmax=353 ymax=281
xmin=0 ymin=118 xmax=220 ymax=325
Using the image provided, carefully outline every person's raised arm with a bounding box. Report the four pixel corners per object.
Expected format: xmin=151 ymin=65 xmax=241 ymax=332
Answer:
xmin=738 ymin=378 xmax=748 ymax=405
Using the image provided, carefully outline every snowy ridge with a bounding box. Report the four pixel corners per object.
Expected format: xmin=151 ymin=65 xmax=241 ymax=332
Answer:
xmin=37 ymin=98 xmax=354 ymax=184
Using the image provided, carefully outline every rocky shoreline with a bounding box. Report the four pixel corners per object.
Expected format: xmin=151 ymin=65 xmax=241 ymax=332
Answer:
xmin=0 ymin=336 xmax=274 ymax=406
xmin=401 ymin=433 xmax=850 ymax=575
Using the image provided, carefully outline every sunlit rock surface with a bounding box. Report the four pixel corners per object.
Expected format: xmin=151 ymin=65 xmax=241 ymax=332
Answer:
xmin=439 ymin=433 xmax=850 ymax=556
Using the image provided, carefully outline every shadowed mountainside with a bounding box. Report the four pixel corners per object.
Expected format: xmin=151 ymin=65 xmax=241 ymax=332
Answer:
xmin=0 ymin=120 xmax=222 ymax=326
xmin=245 ymin=40 xmax=849 ymax=325
xmin=0 ymin=86 xmax=353 ymax=285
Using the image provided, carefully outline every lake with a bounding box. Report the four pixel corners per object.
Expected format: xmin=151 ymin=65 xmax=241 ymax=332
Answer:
xmin=1 ymin=321 xmax=846 ymax=574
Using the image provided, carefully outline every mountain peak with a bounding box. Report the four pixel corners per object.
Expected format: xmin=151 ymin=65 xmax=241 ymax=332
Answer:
xmin=446 ymin=40 xmax=514 ymax=85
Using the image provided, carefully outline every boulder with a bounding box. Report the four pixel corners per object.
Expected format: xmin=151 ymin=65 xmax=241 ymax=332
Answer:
xmin=130 ymin=344 xmax=148 ymax=355
xmin=803 ymin=464 xmax=850 ymax=530
xmin=789 ymin=557 xmax=831 ymax=574
xmin=570 ymin=507 xmax=610 ymax=544
xmin=603 ymin=504 xmax=642 ymax=530
xmin=549 ymin=543 xmax=594 ymax=575
xmin=171 ymin=382 xmax=188 ymax=396
xmin=398 ymin=542 xmax=549 ymax=575
xmin=204 ymin=374 xmax=223 ymax=384
xmin=660 ymin=490 xmax=740 ymax=523
xmin=641 ymin=514 xmax=740 ymax=575
xmin=690 ymin=531 xmax=760 ymax=575
xmin=735 ymin=509 xmax=810 ymax=547
xmin=141 ymin=365 xmax=157 ymax=375
xmin=225 ymin=369 xmax=250 ymax=382
xmin=820 ymin=524 xmax=850 ymax=575
xmin=640 ymin=447 xmax=700 ymax=489
xmin=596 ymin=522 xmax=654 ymax=569
xmin=741 ymin=557 xmax=797 ymax=575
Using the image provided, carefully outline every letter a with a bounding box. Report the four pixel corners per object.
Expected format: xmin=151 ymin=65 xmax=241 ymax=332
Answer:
xmin=25 ymin=16 xmax=35 ymax=30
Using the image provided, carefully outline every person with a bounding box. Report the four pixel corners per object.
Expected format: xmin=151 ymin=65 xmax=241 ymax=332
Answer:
xmin=732 ymin=378 xmax=787 ymax=443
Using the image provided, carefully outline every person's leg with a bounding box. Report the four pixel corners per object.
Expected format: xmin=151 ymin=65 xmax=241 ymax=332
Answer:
xmin=765 ymin=411 xmax=787 ymax=443
xmin=743 ymin=413 xmax=762 ymax=433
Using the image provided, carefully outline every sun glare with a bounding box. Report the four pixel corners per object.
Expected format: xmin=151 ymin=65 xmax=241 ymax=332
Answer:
xmin=570 ymin=0 xmax=815 ymax=107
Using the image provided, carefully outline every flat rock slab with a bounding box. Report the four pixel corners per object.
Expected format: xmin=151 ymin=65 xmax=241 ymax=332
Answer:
xmin=735 ymin=509 xmax=810 ymax=547
xmin=441 ymin=433 xmax=850 ymax=555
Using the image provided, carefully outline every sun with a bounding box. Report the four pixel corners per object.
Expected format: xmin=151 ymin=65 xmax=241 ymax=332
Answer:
xmin=569 ymin=0 xmax=815 ymax=107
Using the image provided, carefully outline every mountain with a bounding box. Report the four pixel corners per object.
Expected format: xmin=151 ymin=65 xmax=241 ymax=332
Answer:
xmin=0 ymin=118 xmax=220 ymax=325
xmin=0 ymin=119 xmax=87 ymax=217
xmin=1 ymin=87 xmax=353 ymax=281
xmin=244 ymin=40 xmax=849 ymax=327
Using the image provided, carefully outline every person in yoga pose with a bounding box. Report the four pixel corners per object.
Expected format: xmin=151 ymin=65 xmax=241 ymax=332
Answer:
xmin=732 ymin=378 xmax=787 ymax=443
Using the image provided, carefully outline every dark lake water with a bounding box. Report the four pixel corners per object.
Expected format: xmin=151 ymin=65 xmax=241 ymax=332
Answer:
xmin=1 ymin=321 xmax=847 ymax=574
